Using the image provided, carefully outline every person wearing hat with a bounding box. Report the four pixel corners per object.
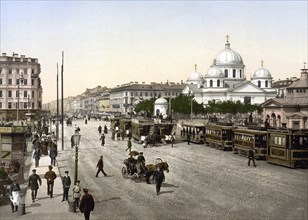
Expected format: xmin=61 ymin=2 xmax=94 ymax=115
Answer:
xmin=137 ymin=152 xmax=146 ymax=173
xmin=96 ymin=156 xmax=107 ymax=177
xmin=79 ymin=188 xmax=95 ymax=220
xmin=44 ymin=165 xmax=57 ymax=198
xmin=61 ymin=171 xmax=71 ymax=202
xmin=72 ymin=180 xmax=81 ymax=210
xmin=28 ymin=169 xmax=42 ymax=203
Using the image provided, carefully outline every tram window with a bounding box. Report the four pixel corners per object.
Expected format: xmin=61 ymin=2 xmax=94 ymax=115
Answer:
xmin=281 ymin=137 xmax=286 ymax=146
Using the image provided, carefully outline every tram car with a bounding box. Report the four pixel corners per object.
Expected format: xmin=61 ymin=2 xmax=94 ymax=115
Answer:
xmin=153 ymin=119 xmax=176 ymax=143
xmin=267 ymin=129 xmax=308 ymax=168
xmin=131 ymin=118 xmax=153 ymax=143
xmin=181 ymin=122 xmax=206 ymax=144
xmin=110 ymin=116 xmax=121 ymax=131
xmin=233 ymin=127 xmax=267 ymax=159
xmin=204 ymin=123 xmax=234 ymax=151
xmin=119 ymin=117 xmax=132 ymax=137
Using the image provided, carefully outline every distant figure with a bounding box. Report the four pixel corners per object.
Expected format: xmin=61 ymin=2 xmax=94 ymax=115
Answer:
xmin=71 ymin=135 xmax=74 ymax=148
xmin=44 ymin=165 xmax=57 ymax=198
xmin=154 ymin=166 xmax=165 ymax=195
xmin=171 ymin=134 xmax=175 ymax=148
xmin=248 ymin=149 xmax=256 ymax=167
xmin=62 ymin=171 xmax=71 ymax=202
xmin=104 ymin=125 xmax=108 ymax=134
xmin=85 ymin=119 xmax=87 ymax=124
xmin=28 ymin=169 xmax=42 ymax=203
xmin=249 ymin=113 xmax=253 ymax=123
xmin=79 ymin=188 xmax=95 ymax=220
xmin=10 ymin=179 xmax=21 ymax=213
xmin=100 ymin=133 xmax=105 ymax=146
xmin=264 ymin=118 xmax=270 ymax=128
xmin=187 ymin=134 xmax=191 ymax=145
xmin=126 ymin=138 xmax=132 ymax=152
xmin=96 ymin=156 xmax=107 ymax=177
xmin=98 ymin=125 xmax=102 ymax=135
xmin=33 ymin=147 xmax=41 ymax=167
xmin=73 ymin=180 xmax=81 ymax=210
xmin=49 ymin=144 xmax=57 ymax=166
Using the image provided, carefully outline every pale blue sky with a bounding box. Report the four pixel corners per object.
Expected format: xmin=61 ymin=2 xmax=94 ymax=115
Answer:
xmin=1 ymin=1 xmax=307 ymax=103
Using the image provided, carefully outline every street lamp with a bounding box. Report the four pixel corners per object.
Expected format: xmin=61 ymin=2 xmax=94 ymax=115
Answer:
xmin=72 ymin=131 xmax=81 ymax=185
xmin=16 ymin=75 xmax=24 ymax=125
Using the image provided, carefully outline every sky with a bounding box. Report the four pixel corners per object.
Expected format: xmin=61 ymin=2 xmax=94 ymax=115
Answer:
xmin=1 ymin=0 xmax=307 ymax=103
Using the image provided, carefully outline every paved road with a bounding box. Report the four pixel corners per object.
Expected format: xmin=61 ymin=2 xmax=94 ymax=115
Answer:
xmin=1 ymin=119 xmax=307 ymax=220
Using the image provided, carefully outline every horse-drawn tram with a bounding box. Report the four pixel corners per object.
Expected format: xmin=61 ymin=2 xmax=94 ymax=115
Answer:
xmin=131 ymin=118 xmax=153 ymax=143
xmin=204 ymin=123 xmax=234 ymax=151
xmin=181 ymin=122 xmax=205 ymax=144
xmin=119 ymin=117 xmax=132 ymax=135
xmin=153 ymin=119 xmax=176 ymax=143
xmin=233 ymin=127 xmax=267 ymax=159
xmin=267 ymin=129 xmax=308 ymax=168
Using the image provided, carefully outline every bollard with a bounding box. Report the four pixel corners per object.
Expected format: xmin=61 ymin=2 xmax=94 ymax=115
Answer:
xmin=18 ymin=203 xmax=25 ymax=215
xmin=68 ymin=198 xmax=76 ymax=212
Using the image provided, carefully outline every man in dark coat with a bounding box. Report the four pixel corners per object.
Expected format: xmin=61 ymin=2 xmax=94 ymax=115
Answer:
xmin=99 ymin=133 xmax=105 ymax=146
xmin=49 ymin=144 xmax=57 ymax=166
xmin=96 ymin=156 xmax=107 ymax=177
xmin=248 ymin=149 xmax=257 ymax=167
xmin=154 ymin=166 xmax=165 ymax=195
xmin=98 ymin=125 xmax=102 ymax=134
xmin=28 ymin=169 xmax=42 ymax=203
xmin=62 ymin=170 xmax=71 ymax=202
xmin=33 ymin=147 xmax=41 ymax=167
xmin=44 ymin=165 xmax=57 ymax=198
xmin=79 ymin=188 xmax=95 ymax=220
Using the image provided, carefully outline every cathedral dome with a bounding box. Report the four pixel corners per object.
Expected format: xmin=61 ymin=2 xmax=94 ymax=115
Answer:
xmin=187 ymin=70 xmax=203 ymax=81
xmin=252 ymin=61 xmax=272 ymax=79
xmin=205 ymin=66 xmax=224 ymax=78
xmin=154 ymin=97 xmax=168 ymax=105
xmin=215 ymin=40 xmax=243 ymax=65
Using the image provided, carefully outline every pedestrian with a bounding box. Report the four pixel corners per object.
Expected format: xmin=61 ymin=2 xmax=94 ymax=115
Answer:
xmin=99 ymin=133 xmax=105 ymax=146
xmin=10 ymin=179 xmax=21 ymax=213
xmin=96 ymin=156 xmax=107 ymax=177
xmin=62 ymin=170 xmax=71 ymax=202
xmin=44 ymin=165 xmax=57 ymax=198
xmin=72 ymin=180 xmax=81 ymax=210
xmin=104 ymin=125 xmax=108 ymax=134
xmin=187 ymin=133 xmax=191 ymax=145
xmin=248 ymin=148 xmax=257 ymax=167
xmin=28 ymin=169 xmax=42 ymax=203
xmin=79 ymin=188 xmax=95 ymax=220
xmin=154 ymin=166 xmax=165 ymax=195
xmin=33 ymin=147 xmax=41 ymax=167
xmin=125 ymin=138 xmax=132 ymax=152
xmin=49 ymin=144 xmax=57 ymax=167
xmin=171 ymin=134 xmax=175 ymax=148
xmin=98 ymin=125 xmax=102 ymax=135
xmin=71 ymin=135 xmax=74 ymax=148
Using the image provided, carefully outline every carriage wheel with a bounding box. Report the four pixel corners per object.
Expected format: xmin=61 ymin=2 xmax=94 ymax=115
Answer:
xmin=121 ymin=166 xmax=129 ymax=179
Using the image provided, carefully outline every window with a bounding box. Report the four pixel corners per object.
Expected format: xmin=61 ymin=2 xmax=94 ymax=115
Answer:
xmin=224 ymin=69 xmax=228 ymax=77
xmin=140 ymin=92 xmax=143 ymax=96
xmin=0 ymin=91 xmax=2 ymax=97
xmin=130 ymin=92 xmax=133 ymax=96
xmin=258 ymin=80 xmax=261 ymax=87
xmin=24 ymin=91 xmax=27 ymax=98
xmin=217 ymin=80 xmax=220 ymax=87
xmin=0 ymin=102 xmax=2 ymax=109
xmin=32 ymin=91 xmax=35 ymax=98
xmin=9 ymin=69 xmax=12 ymax=74
xmin=240 ymin=70 xmax=242 ymax=78
xmin=265 ymin=80 xmax=268 ymax=87
xmin=24 ymin=79 xmax=27 ymax=85
xmin=145 ymin=92 xmax=148 ymax=97
xmin=24 ymin=102 xmax=28 ymax=109
xmin=210 ymin=80 xmax=213 ymax=87
xmin=32 ymin=69 xmax=35 ymax=74
xmin=8 ymin=102 xmax=12 ymax=109
xmin=244 ymin=97 xmax=251 ymax=105
xmin=8 ymin=91 xmax=12 ymax=98
xmin=31 ymin=79 xmax=35 ymax=86
xmin=233 ymin=69 xmax=236 ymax=78
xmin=0 ymin=79 xmax=2 ymax=85
xmin=16 ymin=91 xmax=19 ymax=98
xmin=8 ymin=79 xmax=12 ymax=85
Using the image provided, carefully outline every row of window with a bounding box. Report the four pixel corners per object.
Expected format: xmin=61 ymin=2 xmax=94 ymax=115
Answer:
xmin=124 ymin=91 xmax=179 ymax=97
xmin=0 ymin=101 xmax=34 ymax=109
xmin=0 ymin=68 xmax=35 ymax=74
xmin=224 ymin=69 xmax=242 ymax=78
xmin=0 ymin=90 xmax=35 ymax=98
xmin=257 ymin=80 xmax=269 ymax=88
xmin=0 ymin=78 xmax=36 ymax=86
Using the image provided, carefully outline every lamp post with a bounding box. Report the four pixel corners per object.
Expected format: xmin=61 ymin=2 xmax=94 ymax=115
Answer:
xmin=16 ymin=75 xmax=24 ymax=125
xmin=72 ymin=131 xmax=81 ymax=185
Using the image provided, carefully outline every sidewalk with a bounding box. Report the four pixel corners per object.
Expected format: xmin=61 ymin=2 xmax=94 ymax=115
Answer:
xmin=0 ymin=146 xmax=83 ymax=220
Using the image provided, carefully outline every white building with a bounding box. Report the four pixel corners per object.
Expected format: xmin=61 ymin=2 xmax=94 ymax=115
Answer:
xmin=183 ymin=37 xmax=277 ymax=106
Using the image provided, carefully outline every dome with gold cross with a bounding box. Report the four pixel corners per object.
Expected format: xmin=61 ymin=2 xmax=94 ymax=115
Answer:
xmin=252 ymin=60 xmax=272 ymax=79
xmin=215 ymin=35 xmax=243 ymax=65
xmin=187 ymin=64 xmax=203 ymax=84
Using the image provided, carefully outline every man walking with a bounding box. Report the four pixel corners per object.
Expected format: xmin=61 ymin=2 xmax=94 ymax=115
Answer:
xmin=33 ymin=147 xmax=41 ymax=167
xmin=49 ymin=144 xmax=57 ymax=167
xmin=72 ymin=180 xmax=81 ymax=210
xmin=154 ymin=166 xmax=165 ymax=195
xmin=79 ymin=188 xmax=95 ymax=220
xmin=62 ymin=171 xmax=71 ymax=202
xmin=100 ymin=133 xmax=105 ymax=146
xmin=248 ymin=148 xmax=257 ymax=167
xmin=28 ymin=169 xmax=42 ymax=203
xmin=44 ymin=165 xmax=57 ymax=198
xmin=10 ymin=179 xmax=21 ymax=213
xmin=125 ymin=138 xmax=132 ymax=152
xmin=96 ymin=156 xmax=107 ymax=177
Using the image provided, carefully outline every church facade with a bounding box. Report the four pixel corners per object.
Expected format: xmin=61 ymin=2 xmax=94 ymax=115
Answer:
xmin=182 ymin=37 xmax=277 ymax=106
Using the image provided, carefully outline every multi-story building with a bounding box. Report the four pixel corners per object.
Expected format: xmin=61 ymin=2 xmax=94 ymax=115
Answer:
xmin=272 ymin=77 xmax=299 ymax=98
xmin=109 ymin=81 xmax=185 ymax=114
xmin=0 ymin=52 xmax=43 ymax=122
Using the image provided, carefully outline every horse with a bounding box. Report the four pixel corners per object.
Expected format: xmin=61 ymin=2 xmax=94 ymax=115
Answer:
xmin=144 ymin=161 xmax=169 ymax=184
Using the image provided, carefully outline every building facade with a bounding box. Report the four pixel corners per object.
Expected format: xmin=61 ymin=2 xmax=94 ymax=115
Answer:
xmin=0 ymin=53 xmax=43 ymax=122
xmin=261 ymin=65 xmax=308 ymax=129
xmin=183 ymin=37 xmax=277 ymax=106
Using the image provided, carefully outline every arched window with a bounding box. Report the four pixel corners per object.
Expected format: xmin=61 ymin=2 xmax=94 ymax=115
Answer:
xmin=265 ymin=80 xmax=268 ymax=87
xmin=224 ymin=69 xmax=228 ymax=77
xmin=233 ymin=69 xmax=236 ymax=78
xmin=217 ymin=80 xmax=220 ymax=87
xmin=258 ymin=80 xmax=261 ymax=87
xmin=210 ymin=80 xmax=213 ymax=87
xmin=239 ymin=69 xmax=242 ymax=78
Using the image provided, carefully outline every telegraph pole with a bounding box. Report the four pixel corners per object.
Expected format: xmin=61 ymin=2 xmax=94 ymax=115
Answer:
xmin=56 ymin=63 xmax=59 ymax=141
xmin=61 ymin=51 xmax=64 ymax=150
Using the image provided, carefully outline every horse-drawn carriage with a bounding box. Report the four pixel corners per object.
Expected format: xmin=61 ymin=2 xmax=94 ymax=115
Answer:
xmin=121 ymin=152 xmax=169 ymax=184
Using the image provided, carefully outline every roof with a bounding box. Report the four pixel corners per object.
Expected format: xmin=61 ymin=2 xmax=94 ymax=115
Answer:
xmin=262 ymin=97 xmax=308 ymax=107
xmin=110 ymin=83 xmax=185 ymax=92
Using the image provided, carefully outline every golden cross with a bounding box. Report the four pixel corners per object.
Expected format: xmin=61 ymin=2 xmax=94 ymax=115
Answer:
xmin=226 ymin=34 xmax=229 ymax=42
xmin=194 ymin=64 xmax=197 ymax=71
xmin=261 ymin=60 xmax=264 ymax=67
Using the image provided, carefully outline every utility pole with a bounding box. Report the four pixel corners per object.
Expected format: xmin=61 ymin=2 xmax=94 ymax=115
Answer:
xmin=56 ymin=63 xmax=59 ymax=141
xmin=61 ymin=51 xmax=64 ymax=150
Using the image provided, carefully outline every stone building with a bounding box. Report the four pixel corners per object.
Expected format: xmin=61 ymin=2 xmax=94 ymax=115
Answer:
xmin=261 ymin=65 xmax=308 ymax=129
xmin=0 ymin=52 xmax=43 ymax=122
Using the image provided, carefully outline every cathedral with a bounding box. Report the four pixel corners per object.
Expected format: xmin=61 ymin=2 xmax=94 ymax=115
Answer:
xmin=182 ymin=36 xmax=277 ymax=106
